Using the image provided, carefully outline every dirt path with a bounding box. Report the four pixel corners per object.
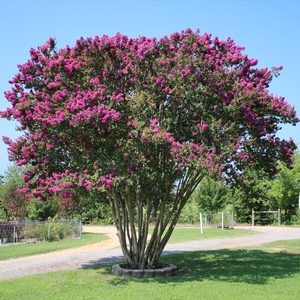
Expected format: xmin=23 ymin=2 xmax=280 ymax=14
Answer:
xmin=0 ymin=226 xmax=299 ymax=281
xmin=10 ymin=226 xmax=121 ymax=261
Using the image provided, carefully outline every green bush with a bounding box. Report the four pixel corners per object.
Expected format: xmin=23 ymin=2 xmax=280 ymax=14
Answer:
xmin=18 ymin=219 xmax=80 ymax=242
xmin=0 ymin=208 xmax=6 ymax=221
xmin=21 ymin=223 xmax=48 ymax=241
xmin=289 ymin=210 xmax=300 ymax=225
xmin=47 ymin=220 xmax=77 ymax=241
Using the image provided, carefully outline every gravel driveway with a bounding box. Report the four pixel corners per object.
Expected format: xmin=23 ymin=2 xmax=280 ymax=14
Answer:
xmin=0 ymin=226 xmax=299 ymax=281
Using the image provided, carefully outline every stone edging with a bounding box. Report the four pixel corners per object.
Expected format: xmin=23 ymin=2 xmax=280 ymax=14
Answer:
xmin=111 ymin=263 xmax=178 ymax=278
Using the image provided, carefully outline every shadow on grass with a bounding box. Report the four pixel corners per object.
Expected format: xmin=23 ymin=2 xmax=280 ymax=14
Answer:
xmin=167 ymin=249 xmax=300 ymax=284
xmin=83 ymin=249 xmax=300 ymax=286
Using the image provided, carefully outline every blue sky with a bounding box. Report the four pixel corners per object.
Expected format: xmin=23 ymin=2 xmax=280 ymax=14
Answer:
xmin=0 ymin=0 xmax=299 ymax=174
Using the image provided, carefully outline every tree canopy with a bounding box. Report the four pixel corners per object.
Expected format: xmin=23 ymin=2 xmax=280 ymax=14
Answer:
xmin=1 ymin=29 xmax=298 ymax=269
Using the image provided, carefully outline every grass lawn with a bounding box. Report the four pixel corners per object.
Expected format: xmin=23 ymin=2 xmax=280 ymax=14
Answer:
xmin=246 ymin=238 xmax=300 ymax=253
xmin=1 ymin=227 xmax=300 ymax=299
xmin=165 ymin=227 xmax=260 ymax=243
xmin=1 ymin=238 xmax=300 ymax=299
xmin=0 ymin=232 xmax=108 ymax=261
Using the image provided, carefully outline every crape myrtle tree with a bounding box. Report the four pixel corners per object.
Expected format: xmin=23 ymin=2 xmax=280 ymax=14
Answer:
xmin=1 ymin=29 xmax=298 ymax=269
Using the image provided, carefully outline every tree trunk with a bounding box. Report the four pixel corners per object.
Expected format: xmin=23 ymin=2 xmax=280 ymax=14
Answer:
xmin=107 ymin=171 xmax=203 ymax=269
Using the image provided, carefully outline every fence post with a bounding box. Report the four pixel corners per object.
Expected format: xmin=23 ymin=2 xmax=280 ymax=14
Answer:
xmin=48 ymin=221 xmax=50 ymax=241
xmin=79 ymin=219 xmax=82 ymax=239
xmin=221 ymin=212 xmax=224 ymax=230
xmin=231 ymin=212 xmax=234 ymax=229
xmin=199 ymin=213 xmax=204 ymax=234
xmin=278 ymin=208 xmax=281 ymax=226
xmin=14 ymin=225 xmax=16 ymax=243
xmin=252 ymin=209 xmax=255 ymax=227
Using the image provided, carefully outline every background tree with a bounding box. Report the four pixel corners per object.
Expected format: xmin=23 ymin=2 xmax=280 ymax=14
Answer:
xmin=0 ymin=174 xmax=6 ymax=220
xmin=0 ymin=30 xmax=298 ymax=269
xmin=180 ymin=176 xmax=230 ymax=225
xmin=0 ymin=164 xmax=61 ymax=221
xmin=0 ymin=165 xmax=29 ymax=220
xmin=267 ymin=150 xmax=300 ymax=219
xmin=78 ymin=189 xmax=113 ymax=225
xmin=0 ymin=204 xmax=5 ymax=221
xmin=26 ymin=196 xmax=59 ymax=221
xmin=193 ymin=176 xmax=228 ymax=215
xmin=226 ymin=170 xmax=273 ymax=223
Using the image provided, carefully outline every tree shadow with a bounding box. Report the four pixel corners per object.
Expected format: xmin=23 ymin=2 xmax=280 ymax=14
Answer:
xmin=82 ymin=249 xmax=300 ymax=286
xmin=81 ymin=255 xmax=124 ymax=269
xmin=168 ymin=249 xmax=300 ymax=285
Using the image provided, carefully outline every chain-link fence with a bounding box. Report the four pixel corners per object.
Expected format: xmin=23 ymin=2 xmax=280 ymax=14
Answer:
xmin=0 ymin=219 xmax=82 ymax=245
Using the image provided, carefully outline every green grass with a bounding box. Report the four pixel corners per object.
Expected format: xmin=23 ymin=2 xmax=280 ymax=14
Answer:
xmin=147 ymin=227 xmax=260 ymax=244
xmin=1 ymin=228 xmax=300 ymax=299
xmin=165 ymin=227 xmax=260 ymax=243
xmin=1 ymin=238 xmax=300 ymax=299
xmin=245 ymin=238 xmax=300 ymax=253
xmin=0 ymin=233 xmax=108 ymax=261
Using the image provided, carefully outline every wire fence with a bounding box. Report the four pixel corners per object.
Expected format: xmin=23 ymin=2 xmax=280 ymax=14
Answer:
xmin=0 ymin=219 xmax=82 ymax=245
xmin=202 ymin=212 xmax=234 ymax=229
xmin=251 ymin=209 xmax=281 ymax=226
